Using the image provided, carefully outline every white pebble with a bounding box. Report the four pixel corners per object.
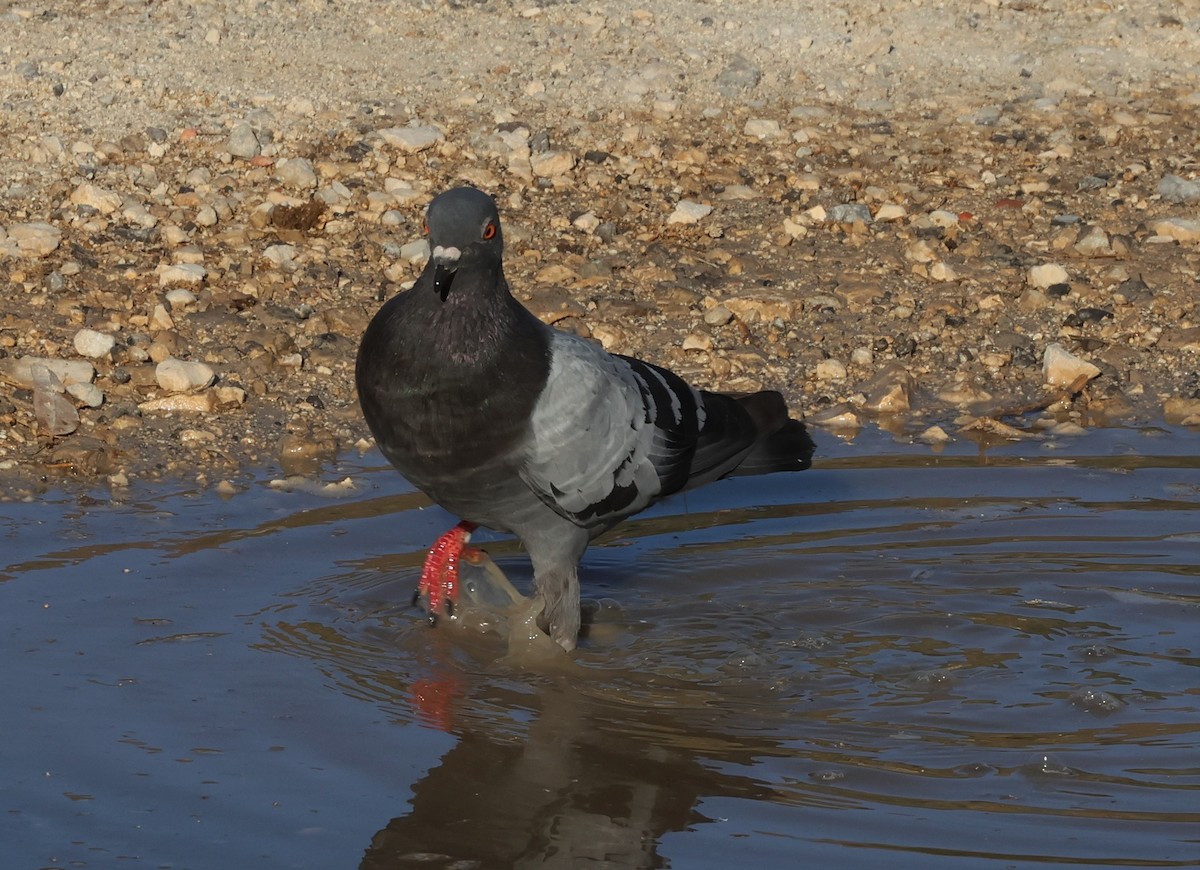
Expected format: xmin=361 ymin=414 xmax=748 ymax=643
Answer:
xmin=815 ymin=359 xmax=847 ymax=381
xmin=376 ymin=125 xmax=443 ymax=152
xmin=743 ymin=118 xmax=782 ymax=139
xmin=529 ymin=150 xmax=576 ymax=178
xmin=400 ymin=239 xmax=430 ymax=264
xmin=1043 ymin=342 xmax=1101 ymax=387
xmin=156 ymin=357 xmax=216 ymax=393
xmin=165 ymin=287 xmax=197 ymax=308
xmin=73 ymin=328 xmax=116 ymax=359
xmin=573 ymin=211 xmax=600 ymax=233
xmin=261 ymin=244 xmax=298 ymax=269
xmin=66 ymin=381 xmax=104 ymax=408
xmin=1028 ymin=263 xmax=1069 ymax=289
xmin=158 ymin=263 xmax=206 ymax=286
xmin=667 ymin=200 xmax=713 ymax=225
xmin=276 ymin=157 xmax=318 ymax=190
xmin=70 ymin=182 xmax=123 ymax=215
xmin=7 ymin=222 xmax=62 ymax=258
xmin=0 ymin=356 xmax=95 ymax=387
xmin=226 ymin=122 xmax=261 ymax=158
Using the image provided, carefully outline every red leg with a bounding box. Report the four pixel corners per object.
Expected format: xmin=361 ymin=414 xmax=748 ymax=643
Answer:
xmin=413 ymin=520 xmax=479 ymax=624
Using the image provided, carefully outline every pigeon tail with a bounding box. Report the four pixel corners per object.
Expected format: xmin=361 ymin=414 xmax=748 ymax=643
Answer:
xmin=732 ymin=417 xmax=815 ymax=476
xmin=729 ymin=391 xmax=815 ymax=476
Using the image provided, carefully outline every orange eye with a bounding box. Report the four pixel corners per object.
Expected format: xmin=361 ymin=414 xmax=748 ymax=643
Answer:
xmin=482 ymin=222 xmax=496 ymax=240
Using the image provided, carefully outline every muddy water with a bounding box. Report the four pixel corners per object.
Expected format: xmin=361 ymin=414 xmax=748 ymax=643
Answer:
xmin=2 ymin=427 xmax=1198 ymax=869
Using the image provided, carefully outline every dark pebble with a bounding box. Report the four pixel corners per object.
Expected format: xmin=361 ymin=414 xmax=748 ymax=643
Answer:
xmin=1046 ymin=282 xmax=1072 ymax=298
xmin=1064 ymin=307 xmax=1114 ymax=327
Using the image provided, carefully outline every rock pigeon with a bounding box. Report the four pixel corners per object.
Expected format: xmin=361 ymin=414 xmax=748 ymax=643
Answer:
xmin=356 ymin=186 xmax=814 ymax=651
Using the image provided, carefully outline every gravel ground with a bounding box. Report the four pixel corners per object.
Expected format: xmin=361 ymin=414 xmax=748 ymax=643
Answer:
xmin=2 ymin=0 xmax=1199 ymax=491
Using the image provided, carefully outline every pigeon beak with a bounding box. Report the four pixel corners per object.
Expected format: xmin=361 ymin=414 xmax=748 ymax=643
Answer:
xmin=431 ymin=245 xmax=461 ymax=302
xmin=432 ymin=263 xmax=456 ymax=301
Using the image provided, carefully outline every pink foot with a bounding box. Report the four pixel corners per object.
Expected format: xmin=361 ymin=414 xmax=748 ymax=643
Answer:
xmin=413 ymin=521 xmax=479 ymax=624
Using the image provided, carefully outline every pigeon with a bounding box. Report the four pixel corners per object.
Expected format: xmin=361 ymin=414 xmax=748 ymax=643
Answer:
xmin=356 ymin=186 xmax=814 ymax=651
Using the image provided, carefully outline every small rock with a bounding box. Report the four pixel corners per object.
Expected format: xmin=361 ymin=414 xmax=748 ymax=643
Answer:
xmin=165 ymin=287 xmax=197 ymax=309
xmin=262 ymin=243 xmax=298 ymax=269
xmin=150 ymin=304 xmax=175 ymax=332
xmin=918 ymin=425 xmax=952 ymax=444
xmin=50 ymin=436 xmax=115 ymax=475
xmin=815 ymin=359 xmax=847 ymax=381
xmin=861 ymin=362 xmax=914 ymax=413
xmin=1163 ymin=397 xmax=1200 ymax=425
xmin=66 ymin=381 xmax=104 ymax=408
xmin=158 ymin=263 xmax=206 ymax=286
xmin=722 ymin=295 xmax=795 ymax=322
xmin=715 ymin=55 xmax=762 ymax=96
xmin=226 ymin=122 xmax=261 ymax=158
xmin=73 ymin=328 xmax=116 ymax=359
xmin=850 ymin=347 xmax=873 ymax=367
xmin=0 ymin=356 xmax=95 ymax=387
xmin=6 ymin=222 xmax=62 ymax=258
xmin=1158 ymin=174 xmax=1200 ymax=204
xmin=1148 ymin=218 xmax=1200 ymax=243
xmin=1043 ymin=342 xmax=1101 ymax=387
xmin=70 ymin=182 xmax=123 ymax=215
xmin=811 ymin=404 xmax=861 ymax=429
xmin=928 ymin=209 xmax=960 ymax=228
xmin=276 ymin=157 xmax=318 ymax=190
xmin=399 ymin=239 xmax=430 ymax=264
xmin=929 ymin=261 xmax=958 ymax=282
xmin=827 ymin=203 xmax=872 ymax=224
xmin=529 ymin=150 xmax=576 ymax=178
xmin=682 ymin=332 xmax=713 ymax=351
xmin=214 ymin=385 xmax=247 ymax=406
xmin=717 ymin=184 xmax=757 ymax=201
xmin=668 ymin=200 xmax=713 ymax=225
xmin=30 ymin=364 xmax=79 ymax=436
xmin=743 ymin=118 xmax=782 ymax=139
xmin=1073 ymin=226 xmax=1113 ymax=258
xmin=1028 ymin=262 xmax=1070 ymax=289
xmin=874 ymin=203 xmax=907 ymax=222
xmin=377 ymin=125 xmax=443 ymax=152
xmin=1018 ymin=288 xmax=1051 ymax=312
xmin=572 ymin=211 xmax=600 ymax=232
xmin=139 ymin=393 xmax=217 ymax=414
xmin=156 ymin=357 xmax=216 ymax=393
xmin=703 ymin=305 xmax=734 ymax=326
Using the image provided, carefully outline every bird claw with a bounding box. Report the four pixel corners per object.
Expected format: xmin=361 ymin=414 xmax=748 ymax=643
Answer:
xmin=413 ymin=520 xmax=478 ymax=625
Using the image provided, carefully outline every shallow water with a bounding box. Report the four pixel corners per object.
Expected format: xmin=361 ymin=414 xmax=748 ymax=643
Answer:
xmin=2 ymin=426 xmax=1199 ymax=869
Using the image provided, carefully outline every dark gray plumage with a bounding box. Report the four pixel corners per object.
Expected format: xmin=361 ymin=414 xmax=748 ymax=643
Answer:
xmin=356 ymin=186 xmax=814 ymax=650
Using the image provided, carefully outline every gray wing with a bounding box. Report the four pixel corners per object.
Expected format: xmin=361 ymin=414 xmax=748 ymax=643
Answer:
xmin=520 ymin=330 xmax=699 ymax=530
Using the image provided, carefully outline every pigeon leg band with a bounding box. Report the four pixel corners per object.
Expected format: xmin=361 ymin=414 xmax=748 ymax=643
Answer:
xmin=415 ymin=520 xmax=479 ymax=624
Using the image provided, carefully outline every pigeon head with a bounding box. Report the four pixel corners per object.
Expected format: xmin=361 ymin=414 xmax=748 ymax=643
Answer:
xmin=424 ymin=186 xmax=503 ymax=300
